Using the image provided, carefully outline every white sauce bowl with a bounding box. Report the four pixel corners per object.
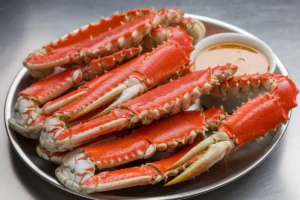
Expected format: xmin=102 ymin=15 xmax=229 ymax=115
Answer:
xmin=191 ymin=32 xmax=276 ymax=73
xmin=190 ymin=33 xmax=276 ymax=113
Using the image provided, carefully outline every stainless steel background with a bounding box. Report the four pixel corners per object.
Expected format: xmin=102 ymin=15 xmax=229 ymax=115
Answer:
xmin=0 ymin=0 xmax=299 ymax=199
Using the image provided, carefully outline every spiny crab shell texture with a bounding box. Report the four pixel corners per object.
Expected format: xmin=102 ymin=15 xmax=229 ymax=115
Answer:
xmin=23 ymin=8 xmax=190 ymax=77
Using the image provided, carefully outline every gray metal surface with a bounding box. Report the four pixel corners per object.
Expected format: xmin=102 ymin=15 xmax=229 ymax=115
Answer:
xmin=0 ymin=0 xmax=299 ymax=199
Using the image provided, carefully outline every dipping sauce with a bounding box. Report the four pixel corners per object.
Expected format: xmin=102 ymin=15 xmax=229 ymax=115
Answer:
xmin=194 ymin=43 xmax=270 ymax=75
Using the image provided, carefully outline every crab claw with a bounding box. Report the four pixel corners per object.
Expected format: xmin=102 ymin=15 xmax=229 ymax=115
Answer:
xmin=165 ymin=134 xmax=233 ymax=186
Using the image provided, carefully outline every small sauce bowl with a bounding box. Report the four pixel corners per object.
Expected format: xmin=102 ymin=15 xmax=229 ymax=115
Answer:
xmin=190 ymin=33 xmax=276 ymax=113
xmin=191 ymin=32 xmax=276 ymax=73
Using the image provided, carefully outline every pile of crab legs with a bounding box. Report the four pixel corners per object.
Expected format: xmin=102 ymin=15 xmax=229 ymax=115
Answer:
xmin=8 ymin=7 xmax=298 ymax=194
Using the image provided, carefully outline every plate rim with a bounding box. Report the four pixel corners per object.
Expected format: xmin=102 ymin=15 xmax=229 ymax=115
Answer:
xmin=4 ymin=14 xmax=291 ymax=200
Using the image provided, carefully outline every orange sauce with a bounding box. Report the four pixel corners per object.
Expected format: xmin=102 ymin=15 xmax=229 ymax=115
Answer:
xmin=194 ymin=43 xmax=270 ymax=75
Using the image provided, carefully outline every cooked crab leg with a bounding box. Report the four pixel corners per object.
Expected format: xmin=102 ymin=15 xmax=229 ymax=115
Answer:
xmin=8 ymin=47 xmax=141 ymax=139
xmin=39 ymin=64 xmax=237 ymax=152
xmin=24 ymin=8 xmax=184 ymax=77
xmin=23 ymin=8 xmax=153 ymax=77
xmin=43 ymin=47 xmax=143 ymax=114
xmin=55 ymin=108 xmax=225 ymax=167
xmin=37 ymin=99 xmax=201 ymax=164
xmin=55 ymin=140 xmax=202 ymax=193
xmin=165 ymin=73 xmax=298 ymax=185
xmin=37 ymin=130 xmax=130 ymax=164
xmin=8 ymin=69 xmax=81 ymax=138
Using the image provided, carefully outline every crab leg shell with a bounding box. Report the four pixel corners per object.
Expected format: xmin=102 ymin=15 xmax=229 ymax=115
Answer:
xmin=54 ymin=55 xmax=146 ymax=121
xmin=82 ymin=46 xmax=142 ymax=80
xmin=83 ymin=109 xmax=225 ymax=170
xmin=148 ymin=141 xmax=203 ymax=181
xmin=122 ymin=64 xmax=237 ymax=124
xmin=24 ymin=8 xmax=184 ymax=74
xmin=7 ymin=68 xmax=82 ymax=138
xmin=56 ymin=140 xmax=203 ymax=193
xmin=40 ymin=109 xmax=133 ymax=152
xmin=84 ymin=142 xmax=203 ymax=193
xmin=37 ymin=130 xmax=130 ymax=164
xmin=23 ymin=8 xmax=153 ymax=72
xmin=204 ymin=107 xmax=227 ymax=130
xmin=42 ymin=47 xmax=142 ymax=114
xmin=45 ymin=8 xmax=154 ymax=51
xmin=166 ymin=74 xmax=298 ymax=185
xmin=165 ymin=139 xmax=233 ymax=186
xmin=24 ymin=13 xmax=156 ymax=71
xmin=58 ymin=27 xmax=193 ymax=121
xmin=56 ymin=155 xmax=158 ymax=194
xmin=20 ymin=68 xmax=82 ymax=105
xmin=39 ymin=108 xmax=225 ymax=164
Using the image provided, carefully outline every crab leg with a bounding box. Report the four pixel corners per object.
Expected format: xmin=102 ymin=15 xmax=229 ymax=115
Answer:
xmin=37 ymin=130 xmax=130 ymax=164
xmin=23 ymin=8 xmax=153 ymax=77
xmin=42 ymin=47 xmax=142 ymax=114
xmin=39 ymin=64 xmax=237 ymax=152
xmin=8 ymin=69 xmax=81 ymax=138
xmin=37 ymin=99 xmax=200 ymax=164
xmin=55 ymin=108 xmax=225 ymax=167
xmin=164 ymin=73 xmax=298 ymax=185
xmin=24 ymin=8 xmax=184 ymax=77
xmin=8 ymin=47 xmax=141 ymax=138
xmin=55 ymin=140 xmax=202 ymax=193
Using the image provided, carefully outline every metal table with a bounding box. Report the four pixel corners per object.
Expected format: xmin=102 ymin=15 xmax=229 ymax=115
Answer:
xmin=0 ymin=0 xmax=299 ymax=199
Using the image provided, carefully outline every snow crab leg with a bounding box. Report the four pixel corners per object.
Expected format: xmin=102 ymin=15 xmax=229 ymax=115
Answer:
xmin=55 ymin=107 xmax=226 ymax=193
xmin=165 ymin=73 xmax=298 ymax=185
xmin=37 ymin=130 xmax=131 ymax=164
xmin=23 ymin=8 xmax=185 ymax=77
